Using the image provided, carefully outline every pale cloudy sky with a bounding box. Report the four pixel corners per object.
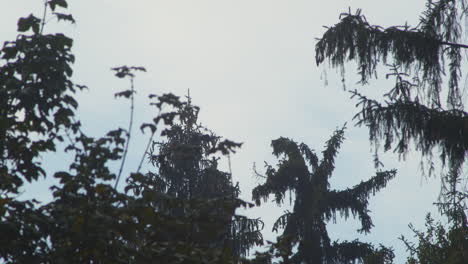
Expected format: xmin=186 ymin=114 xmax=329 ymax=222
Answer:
xmin=2 ymin=1 xmax=447 ymax=263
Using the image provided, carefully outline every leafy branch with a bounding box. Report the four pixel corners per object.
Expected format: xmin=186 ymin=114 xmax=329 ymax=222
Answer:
xmin=112 ymin=66 xmax=146 ymax=189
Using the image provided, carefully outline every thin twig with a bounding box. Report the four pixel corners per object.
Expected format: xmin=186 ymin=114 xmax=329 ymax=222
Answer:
xmin=114 ymin=77 xmax=135 ymax=189
xmin=40 ymin=0 xmax=48 ymax=35
xmin=136 ymin=130 xmax=155 ymax=174
xmin=136 ymin=107 xmax=162 ymax=174
xmin=228 ymin=153 xmax=233 ymax=176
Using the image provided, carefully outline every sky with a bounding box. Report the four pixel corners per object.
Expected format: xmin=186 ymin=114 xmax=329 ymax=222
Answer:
xmin=1 ymin=0 xmax=450 ymax=263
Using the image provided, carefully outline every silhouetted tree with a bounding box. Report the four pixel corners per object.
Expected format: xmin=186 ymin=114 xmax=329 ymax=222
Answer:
xmin=251 ymin=126 xmax=396 ymax=264
xmin=126 ymin=93 xmax=264 ymax=262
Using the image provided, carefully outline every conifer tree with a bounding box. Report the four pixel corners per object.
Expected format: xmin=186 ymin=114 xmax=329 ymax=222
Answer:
xmin=251 ymin=127 xmax=396 ymax=264
xmin=315 ymin=0 xmax=467 ymax=227
xmin=126 ymin=93 xmax=264 ymax=262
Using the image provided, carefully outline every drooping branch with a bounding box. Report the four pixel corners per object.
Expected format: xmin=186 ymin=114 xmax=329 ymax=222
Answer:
xmin=419 ymin=0 xmax=466 ymax=44
xmin=315 ymin=8 xmax=466 ymax=107
xmin=324 ymin=190 xmax=373 ymax=233
xmin=329 ymin=240 xmax=394 ymax=264
xmin=351 ymin=90 xmax=468 ymax=168
xmin=252 ymin=137 xmax=309 ymax=206
xmin=316 ymin=10 xmax=442 ymax=89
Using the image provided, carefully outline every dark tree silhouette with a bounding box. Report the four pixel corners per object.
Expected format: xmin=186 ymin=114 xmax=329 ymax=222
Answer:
xmin=251 ymin=126 xmax=396 ymax=264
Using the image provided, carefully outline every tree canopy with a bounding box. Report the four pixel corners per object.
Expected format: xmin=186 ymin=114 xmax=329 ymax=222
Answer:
xmin=1 ymin=0 xmax=465 ymax=263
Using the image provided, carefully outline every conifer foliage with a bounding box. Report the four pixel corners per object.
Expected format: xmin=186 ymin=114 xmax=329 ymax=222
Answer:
xmin=315 ymin=1 xmax=468 ymax=164
xmin=251 ymin=127 xmax=396 ymax=264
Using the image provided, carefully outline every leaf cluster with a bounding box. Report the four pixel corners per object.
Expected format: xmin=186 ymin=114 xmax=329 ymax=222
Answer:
xmin=0 ymin=3 xmax=80 ymax=191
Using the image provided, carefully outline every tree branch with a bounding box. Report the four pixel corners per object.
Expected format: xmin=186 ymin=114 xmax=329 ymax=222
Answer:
xmin=114 ymin=77 xmax=135 ymax=189
xmin=440 ymin=41 xmax=468 ymax=49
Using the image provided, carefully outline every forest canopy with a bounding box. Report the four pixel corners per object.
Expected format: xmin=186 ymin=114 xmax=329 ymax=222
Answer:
xmin=0 ymin=0 xmax=466 ymax=264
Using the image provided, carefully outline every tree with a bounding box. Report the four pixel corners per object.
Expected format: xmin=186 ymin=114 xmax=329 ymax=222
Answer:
xmin=315 ymin=0 xmax=467 ymax=229
xmin=251 ymin=126 xmax=396 ymax=264
xmin=315 ymin=1 xmax=467 ymax=263
xmin=125 ymin=93 xmax=264 ymax=262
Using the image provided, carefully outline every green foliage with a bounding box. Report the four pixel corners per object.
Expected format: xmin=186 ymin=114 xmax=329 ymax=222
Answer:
xmin=251 ymin=126 xmax=396 ymax=264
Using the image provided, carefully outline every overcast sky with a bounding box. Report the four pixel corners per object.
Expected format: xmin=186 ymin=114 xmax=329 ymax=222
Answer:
xmin=2 ymin=1 xmax=448 ymax=263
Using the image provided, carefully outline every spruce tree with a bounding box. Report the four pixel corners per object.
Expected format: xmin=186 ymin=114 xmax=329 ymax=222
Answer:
xmin=126 ymin=94 xmax=264 ymax=262
xmin=315 ymin=0 xmax=467 ymax=227
xmin=251 ymin=127 xmax=396 ymax=264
